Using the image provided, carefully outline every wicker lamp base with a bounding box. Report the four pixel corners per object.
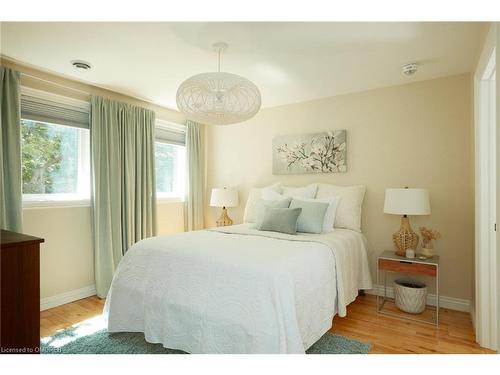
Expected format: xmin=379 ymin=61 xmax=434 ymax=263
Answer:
xmin=216 ymin=207 xmax=233 ymax=227
xmin=393 ymin=216 xmax=419 ymax=256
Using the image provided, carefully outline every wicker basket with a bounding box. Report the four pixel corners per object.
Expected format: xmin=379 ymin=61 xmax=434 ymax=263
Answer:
xmin=394 ymin=278 xmax=427 ymax=314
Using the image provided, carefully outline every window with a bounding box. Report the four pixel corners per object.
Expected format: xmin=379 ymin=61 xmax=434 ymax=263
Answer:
xmin=21 ymin=119 xmax=90 ymax=205
xmin=20 ymin=87 xmax=91 ymax=206
xmin=155 ymin=121 xmax=186 ymax=201
xmin=155 ymin=142 xmax=186 ymax=200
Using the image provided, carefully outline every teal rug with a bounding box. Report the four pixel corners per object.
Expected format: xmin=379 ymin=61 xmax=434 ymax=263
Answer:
xmin=41 ymin=317 xmax=370 ymax=354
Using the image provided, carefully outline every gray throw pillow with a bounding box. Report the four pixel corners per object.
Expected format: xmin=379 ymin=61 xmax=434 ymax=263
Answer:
xmin=254 ymin=197 xmax=292 ymax=228
xmin=289 ymin=198 xmax=329 ymax=234
xmin=257 ymin=207 xmax=302 ymax=235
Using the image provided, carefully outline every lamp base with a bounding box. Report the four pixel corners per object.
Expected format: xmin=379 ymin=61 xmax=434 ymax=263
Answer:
xmin=216 ymin=207 xmax=233 ymax=227
xmin=393 ymin=216 xmax=419 ymax=256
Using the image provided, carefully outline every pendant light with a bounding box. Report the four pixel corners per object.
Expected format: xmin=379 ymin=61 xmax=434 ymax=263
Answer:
xmin=176 ymin=42 xmax=261 ymax=125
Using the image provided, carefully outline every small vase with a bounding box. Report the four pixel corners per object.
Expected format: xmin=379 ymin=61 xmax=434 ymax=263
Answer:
xmin=421 ymin=247 xmax=433 ymax=258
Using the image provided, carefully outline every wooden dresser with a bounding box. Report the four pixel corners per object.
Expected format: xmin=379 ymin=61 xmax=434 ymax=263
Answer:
xmin=1 ymin=230 xmax=44 ymax=354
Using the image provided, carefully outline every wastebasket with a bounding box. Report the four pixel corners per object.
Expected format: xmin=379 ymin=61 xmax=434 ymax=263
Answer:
xmin=394 ymin=278 xmax=427 ymax=314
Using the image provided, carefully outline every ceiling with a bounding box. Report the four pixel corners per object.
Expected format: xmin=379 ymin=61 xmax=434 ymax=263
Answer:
xmin=0 ymin=22 xmax=486 ymax=110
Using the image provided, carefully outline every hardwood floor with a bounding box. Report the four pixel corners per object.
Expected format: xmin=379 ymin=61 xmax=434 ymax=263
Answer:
xmin=331 ymin=295 xmax=493 ymax=354
xmin=40 ymin=296 xmax=105 ymax=338
xmin=40 ymin=294 xmax=494 ymax=354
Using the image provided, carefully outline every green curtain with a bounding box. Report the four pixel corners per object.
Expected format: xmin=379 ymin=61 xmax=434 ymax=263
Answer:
xmin=90 ymin=95 xmax=157 ymax=298
xmin=184 ymin=120 xmax=205 ymax=231
xmin=0 ymin=66 xmax=23 ymax=232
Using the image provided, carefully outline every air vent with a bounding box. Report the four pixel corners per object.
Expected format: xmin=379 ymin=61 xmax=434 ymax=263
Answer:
xmin=402 ymin=63 xmax=418 ymax=76
xmin=71 ymin=60 xmax=92 ymax=71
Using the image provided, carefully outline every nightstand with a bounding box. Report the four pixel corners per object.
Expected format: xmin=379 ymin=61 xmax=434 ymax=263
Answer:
xmin=376 ymin=250 xmax=440 ymax=326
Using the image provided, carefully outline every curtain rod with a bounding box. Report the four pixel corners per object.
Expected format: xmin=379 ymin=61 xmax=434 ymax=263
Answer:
xmin=20 ymin=71 xmax=91 ymax=96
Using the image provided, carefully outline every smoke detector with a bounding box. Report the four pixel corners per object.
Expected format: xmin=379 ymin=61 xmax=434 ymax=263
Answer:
xmin=402 ymin=63 xmax=418 ymax=76
xmin=71 ymin=60 xmax=92 ymax=71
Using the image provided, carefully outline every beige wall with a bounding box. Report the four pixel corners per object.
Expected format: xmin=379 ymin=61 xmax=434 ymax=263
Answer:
xmin=206 ymin=73 xmax=474 ymax=301
xmin=23 ymin=203 xmax=184 ymax=300
xmin=2 ymin=56 xmax=187 ymax=300
xmin=4 ymin=55 xmax=474 ymax=302
xmin=157 ymin=201 xmax=185 ymax=235
xmin=23 ymin=206 xmax=94 ymax=299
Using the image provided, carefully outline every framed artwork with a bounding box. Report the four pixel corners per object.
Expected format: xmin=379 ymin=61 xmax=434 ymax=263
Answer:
xmin=273 ymin=130 xmax=347 ymax=175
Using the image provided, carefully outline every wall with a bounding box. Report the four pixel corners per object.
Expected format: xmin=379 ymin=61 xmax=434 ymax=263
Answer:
xmin=1 ymin=57 xmax=187 ymax=306
xmin=23 ymin=206 xmax=94 ymax=300
xmin=22 ymin=202 xmax=185 ymax=304
xmin=157 ymin=201 xmax=185 ymax=235
xmin=206 ymin=74 xmax=474 ymax=302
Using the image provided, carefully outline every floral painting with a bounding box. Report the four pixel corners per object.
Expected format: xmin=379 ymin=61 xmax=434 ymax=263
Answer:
xmin=273 ymin=130 xmax=347 ymax=175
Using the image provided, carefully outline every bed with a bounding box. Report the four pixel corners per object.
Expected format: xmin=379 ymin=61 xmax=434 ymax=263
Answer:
xmin=103 ymin=223 xmax=372 ymax=354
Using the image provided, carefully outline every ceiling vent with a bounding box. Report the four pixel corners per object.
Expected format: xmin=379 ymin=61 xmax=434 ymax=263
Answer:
xmin=71 ymin=60 xmax=92 ymax=71
xmin=402 ymin=63 xmax=418 ymax=76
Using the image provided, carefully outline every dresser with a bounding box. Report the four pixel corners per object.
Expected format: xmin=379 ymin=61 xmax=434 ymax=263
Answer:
xmin=1 ymin=230 xmax=44 ymax=354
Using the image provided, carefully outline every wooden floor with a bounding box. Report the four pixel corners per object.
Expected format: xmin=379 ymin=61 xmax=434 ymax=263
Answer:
xmin=40 ymin=294 xmax=494 ymax=354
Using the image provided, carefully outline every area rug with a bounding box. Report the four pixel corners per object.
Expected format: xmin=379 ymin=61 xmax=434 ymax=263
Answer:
xmin=41 ymin=316 xmax=370 ymax=354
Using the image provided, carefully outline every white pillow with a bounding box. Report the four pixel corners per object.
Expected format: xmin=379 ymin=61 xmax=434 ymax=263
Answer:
xmin=298 ymin=197 xmax=341 ymax=233
xmin=243 ymin=183 xmax=282 ymax=223
xmin=261 ymin=188 xmax=284 ymax=200
xmin=281 ymin=184 xmax=318 ymax=199
xmin=315 ymin=184 xmax=366 ymax=232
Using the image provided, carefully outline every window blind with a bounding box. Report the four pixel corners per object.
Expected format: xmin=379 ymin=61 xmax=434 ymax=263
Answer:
xmin=155 ymin=123 xmax=186 ymax=146
xmin=21 ymin=92 xmax=90 ymax=129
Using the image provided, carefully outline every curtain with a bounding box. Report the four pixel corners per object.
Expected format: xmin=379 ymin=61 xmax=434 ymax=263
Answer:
xmin=90 ymin=95 xmax=157 ymax=298
xmin=184 ymin=120 xmax=205 ymax=231
xmin=0 ymin=66 xmax=22 ymax=232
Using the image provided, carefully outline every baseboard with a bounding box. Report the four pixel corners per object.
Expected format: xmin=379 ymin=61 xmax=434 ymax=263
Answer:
xmin=470 ymin=304 xmax=476 ymax=332
xmin=40 ymin=285 xmax=97 ymax=311
xmin=366 ymin=284 xmax=471 ymax=313
xmin=39 ymin=283 xmax=470 ymax=314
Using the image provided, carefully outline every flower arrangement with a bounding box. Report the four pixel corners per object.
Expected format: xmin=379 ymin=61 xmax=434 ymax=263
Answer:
xmin=419 ymin=227 xmax=441 ymax=249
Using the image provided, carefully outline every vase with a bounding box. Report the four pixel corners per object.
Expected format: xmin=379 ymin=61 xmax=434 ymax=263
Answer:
xmin=393 ymin=216 xmax=419 ymax=257
xmin=421 ymin=247 xmax=433 ymax=258
xmin=421 ymin=239 xmax=434 ymax=258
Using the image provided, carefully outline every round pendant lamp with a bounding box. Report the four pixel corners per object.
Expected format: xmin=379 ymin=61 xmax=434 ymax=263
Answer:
xmin=176 ymin=42 xmax=261 ymax=125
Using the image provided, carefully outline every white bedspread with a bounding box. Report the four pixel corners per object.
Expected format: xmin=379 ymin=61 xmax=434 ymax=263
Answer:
xmin=104 ymin=224 xmax=372 ymax=354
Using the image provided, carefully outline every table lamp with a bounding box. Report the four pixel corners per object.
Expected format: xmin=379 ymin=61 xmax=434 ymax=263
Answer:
xmin=384 ymin=187 xmax=431 ymax=256
xmin=210 ymin=187 xmax=239 ymax=227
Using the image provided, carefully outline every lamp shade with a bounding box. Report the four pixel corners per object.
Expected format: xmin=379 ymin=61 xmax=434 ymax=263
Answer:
xmin=210 ymin=187 xmax=239 ymax=208
xmin=384 ymin=188 xmax=431 ymax=215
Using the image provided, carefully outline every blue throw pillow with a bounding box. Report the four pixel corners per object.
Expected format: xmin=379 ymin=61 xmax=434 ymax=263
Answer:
xmin=253 ymin=197 xmax=292 ymax=228
xmin=257 ymin=207 xmax=302 ymax=235
xmin=289 ymin=198 xmax=330 ymax=234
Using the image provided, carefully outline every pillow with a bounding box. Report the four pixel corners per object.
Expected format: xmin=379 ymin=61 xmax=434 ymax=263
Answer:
xmin=261 ymin=188 xmax=284 ymax=200
xmin=253 ymin=197 xmax=292 ymax=228
xmin=298 ymin=196 xmax=341 ymax=233
xmin=243 ymin=183 xmax=282 ymax=223
xmin=289 ymin=198 xmax=329 ymax=234
xmin=315 ymin=184 xmax=366 ymax=232
xmin=257 ymin=207 xmax=302 ymax=235
xmin=262 ymin=184 xmax=318 ymax=200
xmin=281 ymin=184 xmax=318 ymax=199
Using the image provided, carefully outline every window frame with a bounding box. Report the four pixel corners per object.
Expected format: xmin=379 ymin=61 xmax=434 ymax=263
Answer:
xmin=20 ymin=88 xmax=91 ymax=208
xmin=155 ymin=120 xmax=186 ymax=203
xmin=21 ymin=122 xmax=91 ymax=208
